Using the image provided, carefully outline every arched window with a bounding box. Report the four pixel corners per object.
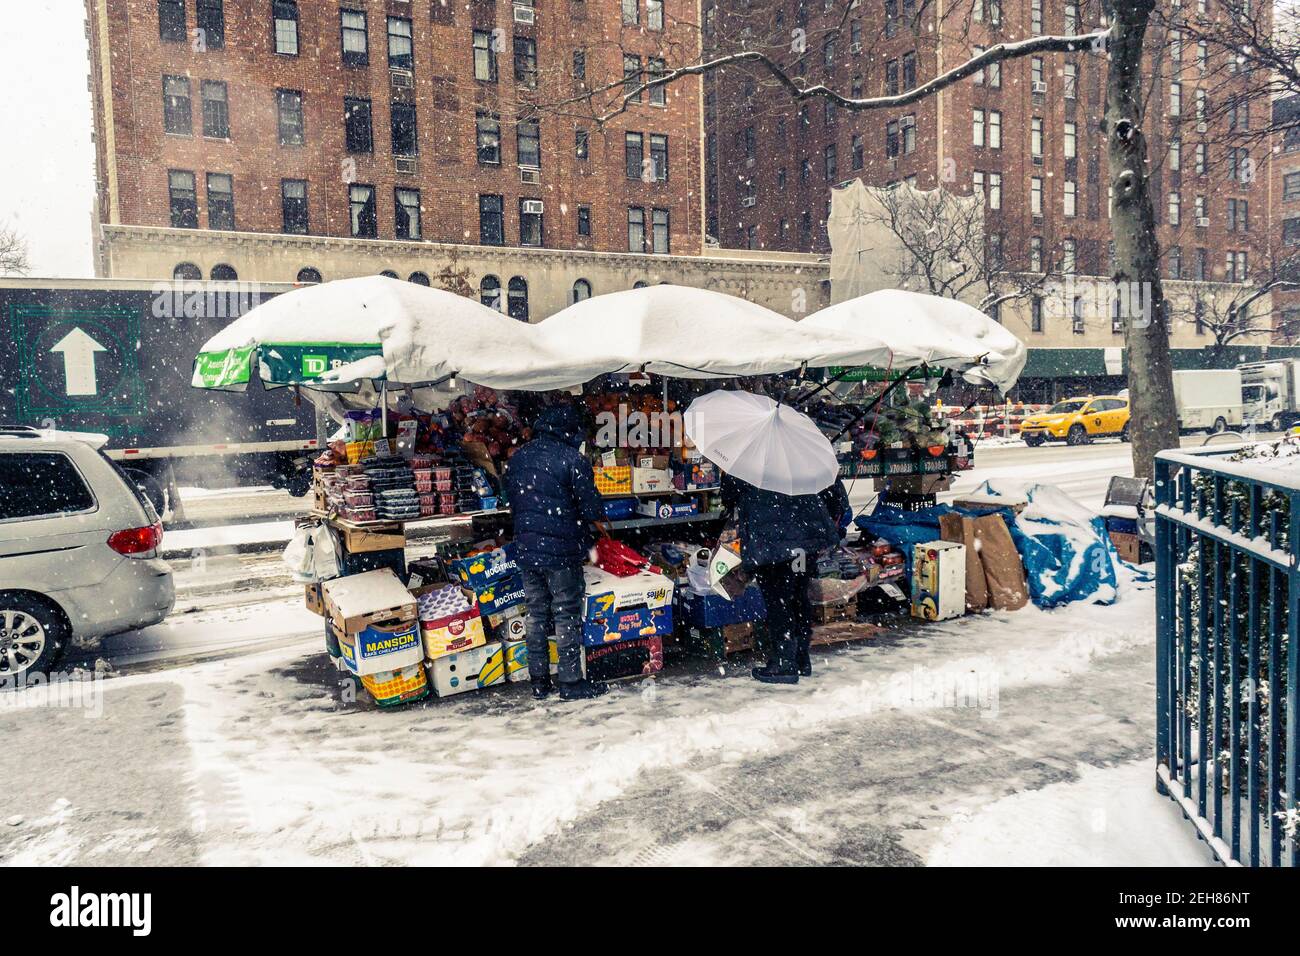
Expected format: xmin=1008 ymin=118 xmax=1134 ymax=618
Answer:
xmin=572 ymin=278 xmax=592 ymax=303
xmin=507 ymin=276 xmax=529 ymax=322
xmin=632 ymin=280 xmax=648 ymax=289
xmin=173 ymin=262 xmax=202 ymax=281
xmin=296 ymin=267 xmax=322 ymax=284
xmin=480 ymin=275 xmax=502 ymax=311
xmin=211 ymin=263 xmax=238 ymax=281
xmin=408 ymin=271 xmax=430 ymax=286
xmin=379 ymin=270 xmax=399 ymax=279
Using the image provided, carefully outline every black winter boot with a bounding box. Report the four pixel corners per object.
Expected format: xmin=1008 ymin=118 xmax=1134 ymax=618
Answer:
xmin=751 ymin=663 xmax=799 ymax=685
xmin=531 ymin=676 xmax=553 ymax=700
xmin=559 ymin=678 xmax=609 ymax=701
xmin=797 ymin=638 xmax=813 ymax=678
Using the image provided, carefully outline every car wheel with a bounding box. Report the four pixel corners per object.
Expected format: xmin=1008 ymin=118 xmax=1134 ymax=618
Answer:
xmin=1211 ymin=417 xmax=1228 ymax=434
xmin=1066 ymin=424 xmax=1089 ymax=446
xmin=1271 ymin=414 xmax=1285 ymax=433
xmin=1023 ymin=434 xmax=1044 ymax=447
xmin=1120 ymin=422 xmax=1131 ymax=443
xmin=0 ymin=593 xmax=68 ymax=686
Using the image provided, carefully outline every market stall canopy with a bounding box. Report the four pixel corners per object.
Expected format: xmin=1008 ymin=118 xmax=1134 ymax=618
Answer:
xmin=801 ymin=289 xmax=1027 ymax=391
xmin=535 ymin=285 xmax=849 ymax=379
xmin=190 ymin=276 xmax=596 ymax=393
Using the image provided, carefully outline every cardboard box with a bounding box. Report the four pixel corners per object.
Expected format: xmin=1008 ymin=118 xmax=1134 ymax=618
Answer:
xmin=338 ymin=524 xmax=406 ymax=555
xmin=635 ymin=498 xmax=700 ymax=520
xmin=487 ymin=605 xmax=529 ymax=642
xmin=594 ymin=465 xmax=632 ymax=496
xmin=583 ymin=636 xmax=663 ymax=682
xmin=449 ymin=543 xmax=519 ymax=591
xmin=421 ymin=603 xmax=487 ymax=660
xmin=681 ymin=586 xmax=766 ymax=628
xmin=632 ymin=467 xmax=674 ymax=494
xmin=583 ymin=605 xmax=673 ymax=646
xmin=502 ymin=636 xmax=567 ymax=682
xmin=427 ymin=641 xmax=507 ymax=697
xmin=582 ymin=566 xmax=674 ymax=622
xmin=637 ymin=454 xmax=671 ymax=471
xmin=322 ymin=570 xmax=422 ymax=676
xmin=471 ymin=573 xmax=527 ymax=616
xmin=361 ymin=663 xmax=430 ymax=708
xmin=603 ymin=497 xmax=637 ymax=520
xmin=721 ymin=622 xmax=756 ymax=654
xmin=1109 ymin=530 xmax=1142 ymax=563
xmin=305 ymin=582 xmax=325 ymax=617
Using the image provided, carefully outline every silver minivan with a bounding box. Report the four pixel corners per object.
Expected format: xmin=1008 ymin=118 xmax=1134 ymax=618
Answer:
xmin=0 ymin=428 xmax=174 ymax=681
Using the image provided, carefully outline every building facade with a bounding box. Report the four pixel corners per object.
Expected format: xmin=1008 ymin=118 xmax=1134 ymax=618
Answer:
xmin=703 ymin=0 xmax=1278 ymax=348
xmin=86 ymin=0 xmax=709 ymax=288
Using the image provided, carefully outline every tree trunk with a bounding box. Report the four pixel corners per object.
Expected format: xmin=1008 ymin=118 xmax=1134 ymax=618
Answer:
xmin=1106 ymin=0 xmax=1181 ymax=479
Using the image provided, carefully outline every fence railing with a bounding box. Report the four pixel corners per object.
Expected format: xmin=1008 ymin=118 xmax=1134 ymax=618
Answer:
xmin=1155 ymin=446 xmax=1298 ymax=867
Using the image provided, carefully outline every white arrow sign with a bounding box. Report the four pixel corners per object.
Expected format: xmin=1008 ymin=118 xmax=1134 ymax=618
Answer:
xmin=50 ymin=327 xmax=108 ymax=396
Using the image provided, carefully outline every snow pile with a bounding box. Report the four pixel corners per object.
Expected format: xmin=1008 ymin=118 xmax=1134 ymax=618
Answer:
xmin=1227 ymin=432 xmax=1300 ymax=479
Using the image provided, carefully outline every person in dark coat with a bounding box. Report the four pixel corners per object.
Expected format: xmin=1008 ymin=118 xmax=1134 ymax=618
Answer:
xmin=819 ymin=478 xmax=852 ymax=539
xmin=720 ymin=473 xmax=840 ymax=684
xmin=504 ymin=404 xmax=609 ymax=702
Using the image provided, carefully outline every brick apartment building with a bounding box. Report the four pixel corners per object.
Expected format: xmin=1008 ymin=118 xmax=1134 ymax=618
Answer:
xmin=84 ymin=0 xmax=783 ymax=317
xmin=1271 ymin=94 xmax=1300 ymax=343
xmin=702 ymin=0 xmax=1278 ymax=348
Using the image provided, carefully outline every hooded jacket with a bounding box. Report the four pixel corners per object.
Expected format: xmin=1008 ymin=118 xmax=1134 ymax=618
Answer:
xmin=505 ymin=405 xmax=606 ymax=568
xmin=721 ymin=473 xmax=841 ymax=569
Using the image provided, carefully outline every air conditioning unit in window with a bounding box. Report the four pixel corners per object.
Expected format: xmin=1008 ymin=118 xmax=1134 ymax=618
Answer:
xmin=850 ymin=42 xmax=863 ymax=55
xmin=522 ymin=199 xmax=544 ymax=215
xmin=1197 ymin=121 xmax=1207 ymax=132
xmin=741 ymin=196 xmax=757 ymax=208
xmin=520 ymin=166 xmax=541 ymax=184
xmin=745 ymin=156 xmax=755 ymax=168
xmin=513 ymin=4 xmax=536 ymax=25
xmin=1032 ymin=80 xmax=1047 ymax=94
xmin=1196 ymin=216 xmax=1210 ymax=227
xmin=395 ymin=156 xmax=418 ymax=175
xmin=390 ymin=69 xmax=413 ymax=89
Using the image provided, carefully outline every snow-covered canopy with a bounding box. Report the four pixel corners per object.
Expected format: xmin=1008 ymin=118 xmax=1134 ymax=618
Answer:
xmin=801 ymin=289 xmax=1028 ymax=390
xmin=192 ymin=277 xmax=1027 ymax=396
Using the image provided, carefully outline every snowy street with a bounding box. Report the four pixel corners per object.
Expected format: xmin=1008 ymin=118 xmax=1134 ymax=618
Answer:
xmin=0 ymin=442 xmax=1215 ymax=867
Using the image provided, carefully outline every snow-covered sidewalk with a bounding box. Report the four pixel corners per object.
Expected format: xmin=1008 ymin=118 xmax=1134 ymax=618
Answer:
xmin=1 ymin=566 xmax=1210 ymax=866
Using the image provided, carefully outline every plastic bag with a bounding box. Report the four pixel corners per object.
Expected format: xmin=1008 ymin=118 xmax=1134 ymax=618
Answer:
xmin=312 ymin=524 xmax=341 ymax=581
xmin=282 ymin=525 xmax=315 ymax=582
xmin=708 ymin=516 xmax=749 ymax=600
xmin=594 ymin=537 xmax=652 ymax=577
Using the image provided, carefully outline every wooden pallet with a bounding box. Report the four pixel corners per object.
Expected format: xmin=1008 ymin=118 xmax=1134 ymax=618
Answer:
xmin=810 ymin=620 xmax=884 ymax=647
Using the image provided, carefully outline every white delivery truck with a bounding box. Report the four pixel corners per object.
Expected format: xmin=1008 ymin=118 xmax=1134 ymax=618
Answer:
xmin=1239 ymin=359 xmax=1300 ymax=432
xmin=1172 ymin=369 xmax=1244 ymax=433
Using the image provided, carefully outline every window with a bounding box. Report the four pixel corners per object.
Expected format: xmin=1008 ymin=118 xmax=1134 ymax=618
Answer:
xmin=197 ymin=0 xmax=224 ymax=47
xmin=274 ymin=0 xmax=299 ymax=55
xmin=480 ymin=275 xmax=502 ymax=310
xmin=1030 ymin=236 xmax=1043 ymax=272
xmin=211 ymin=264 xmax=237 ymax=281
xmin=340 ymin=10 xmax=368 ymax=67
xmin=624 ymin=55 xmax=643 ymax=101
xmin=277 ymin=89 xmax=304 ymax=145
xmin=479 ymin=194 xmax=504 ymax=245
xmin=519 ymin=199 xmax=544 ymax=247
xmin=886 ymin=120 xmax=900 ymax=158
xmin=647 ymin=0 xmax=664 ymax=30
xmin=281 ymin=179 xmax=308 ymax=234
xmin=901 ymin=115 xmax=915 ymax=154
xmin=648 ymin=58 xmax=667 ymax=107
xmin=1227 ymin=198 xmax=1249 ymax=232
xmin=508 ymin=277 xmax=529 ymax=322
xmin=1030 ymin=0 xmax=1042 ymax=33
xmin=1169 ymin=138 xmax=1181 ymax=171
xmin=575 ymin=128 xmax=589 ymax=160
xmin=173 ymin=262 xmax=202 ymax=281
xmin=206 ymin=173 xmax=234 ymax=229
xmin=1196 ymin=89 xmax=1208 ymax=124
xmin=1063 ymin=63 xmax=1077 ymax=99
xmin=901 ymin=51 xmax=917 ymax=90
xmin=988 ymin=110 xmax=1001 ymax=149
xmin=973 ymin=109 xmax=985 ymax=147
xmin=168 ymin=170 xmax=198 ymax=228
xmin=1195 ymin=194 xmax=1206 ymax=221
xmin=517 ymin=119 xmax=540 ymax=168
xmin=387 ymin=17 xmax=413 ymax=71
xmin=1285 ymin=172 xmax=1300 ymax=200
xmin=1031 ymin=117 xmax=1043 ymax=161
xmin=851 ymin=134 xmax=864 ymax=170
xmin=473 ymin=30 xmax=497 ymax=82
xmin=1031 ymin=57 xmax=1044 ymax=90
xmin=1284 ymin=218 xmax=1300 ymax=246
xmin=577 ymin=205 xmax=591 ymax=237
xmin=885 ymin=60 xmax=899 ymax=95
xmin=349 ymin=184 xmax=376 ymax=238
xmin=391 ymin=102 xmax=418 ymax=156
xmin=163 ymin=75 xmax=192 ymax=135
xmin=1167 ymin=191 xmax=1180 ymax=226
xmin=625 ymin=132 xmax=644 ymax=180
xmin=573 ymin=49 xmax=586 ymax=81
xmin=987 ymin=59 xmax=1001 ymax=88
xmin=1195 ymin=143 xmax=1207 ymax=175
xmin=1169 ymin=82 xmax=1181 ymax=116
xmin=1062 ymin=121 xmax=1077 ymax=159
xmin=0 ymin=453 xmax=95 ymax=522
xmin=650 ymin=134 xmax=669 ymax=181
xmin=201 ymin=80 xmax=229 ymax=139
xmin=514 ymin=36 xmax=537 ymax=87
xmin=1030 ymin=177 xmax=1043 ymax=217
xmin=409 ymin=272 xmax=430 ymax=286
xmin=973 ymin=170 xmax=984 ymax=202
xmin=1064 ymin=181 xmax=1077 ymax=217
xmin=1064 ymin=0 xmax=1078 ymax=32
xmin=988 ymin=172 xmax=1002 ymax=210
xmin=651 ymin=208 xmax=670 ymax=254
xmin=572 ymin=279 xmax=592 ymax=303
xmin=824 ymin=144 xmax=837 ymax=182
xmin=391 ymin=188 xmax=420 ymax=240
xmin=628 ymin=206 xmax=646 ymax=252
xmin=344 ymin=97 xmax=373 ymax=153
xmin=158 ymin=0 xmax=186 ymax=42
xmin=1071 ymin=296 xmax=1085 ymax=334
xmin=1031 ymin=296 xmax=1044 ymax=333
xmin=622 ymin=0 xmax=639 ymax=25
xmin=474 ymin=112 xmax=501 ymax=166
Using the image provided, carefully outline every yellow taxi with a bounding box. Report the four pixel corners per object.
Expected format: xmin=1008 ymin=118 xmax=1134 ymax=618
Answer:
xmin=1019 ymin=395 xmax=1131 ymax=446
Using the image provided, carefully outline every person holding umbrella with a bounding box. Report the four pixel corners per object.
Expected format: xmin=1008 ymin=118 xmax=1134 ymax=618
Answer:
xmin=687 ymin=391 xmax=842 ymax=684
xmin=505 ymin=404 xmax=610 ymax=702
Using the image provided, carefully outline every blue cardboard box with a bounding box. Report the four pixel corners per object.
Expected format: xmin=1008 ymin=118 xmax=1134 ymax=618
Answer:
xmin=582 ymin=605 xmax=673 ymax=647
xmin=449 ymin=543 xmax=519 ymax=591
xmin=682 ymin=586 xmax=767 ymax=628
xmin=602 ymin=497 xmax=637 ymax=520
xmin=471 ymin=573 xmax=526 ymax=616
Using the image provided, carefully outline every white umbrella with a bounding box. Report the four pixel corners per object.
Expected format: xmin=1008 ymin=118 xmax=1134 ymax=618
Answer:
xmin=684 ymin=390 xmax=839 ymax=496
